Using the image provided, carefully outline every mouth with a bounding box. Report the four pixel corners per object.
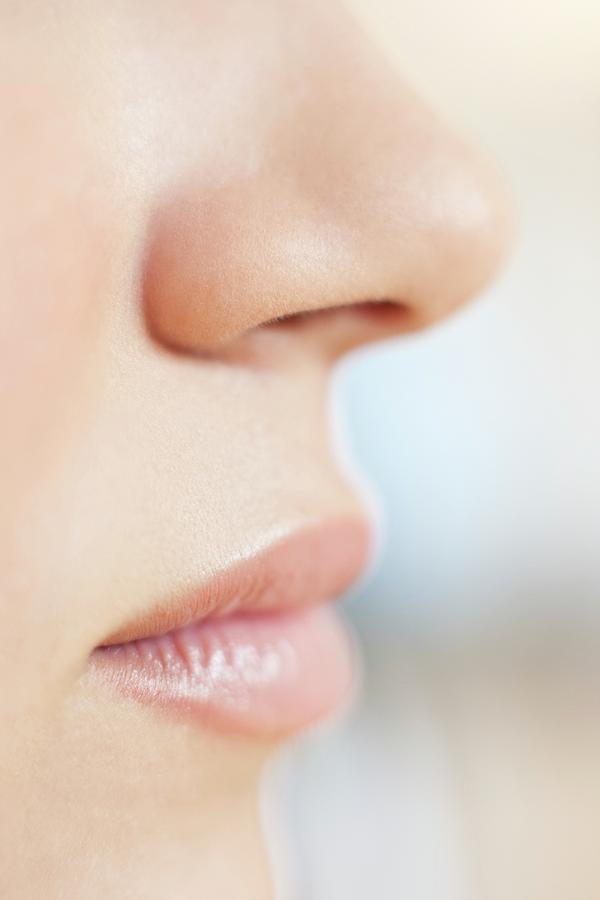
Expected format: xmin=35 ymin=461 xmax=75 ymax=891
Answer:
xmin=90 ymin=518 xmax=371 ymax=737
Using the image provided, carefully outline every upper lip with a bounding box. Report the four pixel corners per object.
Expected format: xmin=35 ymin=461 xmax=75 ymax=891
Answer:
xmin=100 ymin=517 xmax=372 ymax=647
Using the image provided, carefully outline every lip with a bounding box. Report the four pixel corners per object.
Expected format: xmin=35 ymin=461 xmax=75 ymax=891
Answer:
xmin=90 ymin=518 xmax=371 ymax=737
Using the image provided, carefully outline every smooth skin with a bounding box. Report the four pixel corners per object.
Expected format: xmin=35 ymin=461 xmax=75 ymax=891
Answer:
xmin=0 ymin=1 xmax=511 ymax=897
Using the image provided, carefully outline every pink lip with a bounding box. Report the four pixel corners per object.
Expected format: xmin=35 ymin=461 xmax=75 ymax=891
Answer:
xmin=90 ymin=519 xmax=371 ymax=737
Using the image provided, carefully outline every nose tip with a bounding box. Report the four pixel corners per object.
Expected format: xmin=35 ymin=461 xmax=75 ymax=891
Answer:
xmin=396 ymin=133 xmax=515 ymax=331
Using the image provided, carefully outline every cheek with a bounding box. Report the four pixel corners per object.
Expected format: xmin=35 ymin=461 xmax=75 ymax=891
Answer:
xmin=0 ymin=73 xmax=125 ymax=506
xmin=0 ymin=24 xmax=151 ymax=499
xmin=0 ymin=200 xmax=111 ymax=513
xmin=0 ymin=75 xmax=130 ymax=693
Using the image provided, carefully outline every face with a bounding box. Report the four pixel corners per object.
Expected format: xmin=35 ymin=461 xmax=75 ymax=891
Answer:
xmin=0 ymin=1 xmax=511 ymax=896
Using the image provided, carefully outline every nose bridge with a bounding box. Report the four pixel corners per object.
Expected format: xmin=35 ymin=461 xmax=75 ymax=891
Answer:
xmin=144 ymin=4 xmax=511 ymax=352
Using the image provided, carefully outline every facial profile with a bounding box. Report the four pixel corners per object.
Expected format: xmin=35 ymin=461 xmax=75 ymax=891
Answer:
xmin=0 ymin=1 xmax=511 ymax=896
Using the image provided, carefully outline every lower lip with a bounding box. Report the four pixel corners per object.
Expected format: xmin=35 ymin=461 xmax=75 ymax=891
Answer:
xmin=91 ymin=603 xmax=357 ymax=737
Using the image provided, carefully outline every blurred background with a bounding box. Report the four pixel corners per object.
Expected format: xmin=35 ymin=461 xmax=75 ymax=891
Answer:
xmin=267 ymin=1 xmax=600 ymax=897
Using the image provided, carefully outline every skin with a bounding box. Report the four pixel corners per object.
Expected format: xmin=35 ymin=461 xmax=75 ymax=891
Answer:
xmin=0 ymin=1 xmax=511 ymax=897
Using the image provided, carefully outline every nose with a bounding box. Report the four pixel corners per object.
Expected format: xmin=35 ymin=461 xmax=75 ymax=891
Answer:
xmin=144 ymin=2 xmax=512 ymax=362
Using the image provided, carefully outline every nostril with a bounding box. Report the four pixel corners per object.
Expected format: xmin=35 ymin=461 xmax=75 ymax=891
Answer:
xmin=261 ymin=300 xmax=412 ymax=333
xmin=353 ymin=299 xmax=412 ymax=326
xmin=222 ymin=299 xmax=417 ymax=365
